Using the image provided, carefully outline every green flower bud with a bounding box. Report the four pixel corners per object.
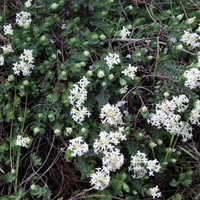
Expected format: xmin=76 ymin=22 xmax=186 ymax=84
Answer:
xmin=149 ymin=141 xmax=157 ymax=148
xmin=8 ymin=74 xmax=15 ymax=82
xmin=81 ymin=127 xmax=87 ymax=133
xmin=83 ymin=51 xmax=90 ymax=57
xmin=97 ymin=70 xmax=105 ymax=78
xmin=99 ymin=34 xmax=106 ymax=40
xmin=54 ymin=129 xmax=61 ymax=136
xmin=101 ymin=81 xmax=107 ymax=87
xmin=23 ymin=80 xmax=29 ymax=86
xmin=157 ymin=139 xmax=163 ymax=145
xmin=65 ymin=127 xmax=73 ymax=135
xmin=163 ymin=92 xmax=169 ymax=98
xmin=34 ymin=127 xmax=40 ymax=134
xmin=86 ymin=70 xmax=93 ymax=77
xmin=50 ymin=3 xmax=59 ymax=10
xmin=108 ymin=74 xmax=114 ymax=80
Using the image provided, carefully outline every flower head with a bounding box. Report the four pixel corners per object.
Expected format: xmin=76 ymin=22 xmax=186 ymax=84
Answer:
xmin=16 ymin=11 xmax=32 ymax=28
xmin=149 ymin=185 xmax=161 ymax=199
xmin=120 ymin=26 xmax=131 ymax=39
xmin=100 ymin=103 xmax=123 ymax=126
xmin=122 ymin=64 xmax=138 ymax=80
xmin=67 ymin=136 xmax=89 ymax=157
xmin=183 ymin=68 xmax=200 ymax=89
xmin=3 ymin=24 xmax=13 ymax=35
xmin=90 ymin=167 xmax=110 ymax=190
xmin=16 ymin=135 xmax=31 ymax=147
xmin=104 ymin=53 xmax=121 ymax=70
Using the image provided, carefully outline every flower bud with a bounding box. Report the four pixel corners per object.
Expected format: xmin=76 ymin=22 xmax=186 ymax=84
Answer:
xmin=108 ymin=74 xmax=114 ymax=80
xmin=34 ymin=127 xmax=40 ymax=134
xmin=149 ymin=141 xmax=157 ymax=148
xmin=50 ymin=3 xmax=59 ymax=10
xmin=97 ymin=70 xmax=105 ymax=78
xmin=8 ymin=74 xmax=15 ymax=82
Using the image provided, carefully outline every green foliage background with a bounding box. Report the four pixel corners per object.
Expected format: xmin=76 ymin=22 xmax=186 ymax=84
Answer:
xmin=0 ymin=0 xmax=200 ymax=199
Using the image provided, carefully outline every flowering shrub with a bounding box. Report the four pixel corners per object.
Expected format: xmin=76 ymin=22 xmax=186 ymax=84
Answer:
xmin=0 ymin=0 xmax=200 ymax=199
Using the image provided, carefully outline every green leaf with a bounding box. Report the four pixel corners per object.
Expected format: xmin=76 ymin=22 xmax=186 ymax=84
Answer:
xmin=65 ymin=149 xmax=72 ymax=160
xmin=172 ymin=193 xmax=182 ymax=200
xmin=122 ymin=182 xmax=130 ymax=193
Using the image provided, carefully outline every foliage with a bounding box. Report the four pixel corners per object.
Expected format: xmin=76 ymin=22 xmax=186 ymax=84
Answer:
xmin=0 ymin=0 xmax=200 ymax=199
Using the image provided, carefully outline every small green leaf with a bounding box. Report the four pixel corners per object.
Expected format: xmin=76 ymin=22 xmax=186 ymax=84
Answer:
xmin=65 ymin=149 xmax=72 ymax=160
xmin=122 ymin=182 xmax=130 ymax=193
xmin=172 ymin=193 xmax=182 ymax=200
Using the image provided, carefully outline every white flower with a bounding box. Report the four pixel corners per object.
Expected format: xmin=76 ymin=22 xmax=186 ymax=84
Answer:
xmin=122 ymin=64 xmax=138 ymax=80
xmin=70 ymin=106 xmax=91 ymax=124
xmin=183 ymin=68 xmax=200 ymax=89
xmin=180 ymin=30 xmax=200 ymax=49
xmin=90 ymin=167 xmax=110 ymax=190
xmin=172 ymin=94 xmax=189 ymax=112
xmin=16 ymin=11 xmax=32 ymax=28
xmin=25 ymin=0 xmax=32 ymax=7
xmin=102 ymin=149 xmax=124 ymax=172
xmin=190 ymin=100 xmax=200 ymax=126
xmin=0 ymin=54 xmax=4 ymax=66
xmin=120 ymin=26 xmax=131 ymax=39
xmin=176 ymin=14 xmax=184 ymax=21
xmin=78 ymin=76 xmax=90 ymax=88
xmin=69 ymin=85 xmax=88 ymax=106
xmin=16 ymin=135 xmax=31 ymax=147
xmin=104 ymin=53 xmax=121 ymax=70
xmin=146 ymin=159 xmax=161 ymax=176
xmin=147 ymin=94 xmax=192 ymax=141
xmin=100 ymin=103 xmax=123 ymax=126
xmin=177 ymin=121 xmax=192 ymax=142
xmin=149 ymin=185 xmax=161 ymax=199
xmin=13 ymin=59 xmax=34 ymax=76
xmin=1 ymin=44 xmax=14 ymax=54
xmin=186 ymin=17 xmax=196 ymax=24
xmin=93 ymin=131 xmax=115 ymax=154
xmin=3 ymin=24 xmax=13 ymax=35
xmin=67 ymin=136 xmax=89 ymax=157
xmin=20 ymin=49 xmax=34 ymax=64
xmin=93 ymin=127 xmax=126 ymax=154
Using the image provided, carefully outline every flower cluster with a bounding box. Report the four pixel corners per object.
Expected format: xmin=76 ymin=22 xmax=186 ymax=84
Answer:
xmin=122 ymin=64 xmax=138 ymax=80
xmin=3 ymin=24 xmax=13 ymax=35
xmin=67 ymin=136 xmax=89 ymax=157
xmin=149 ymin=185 xmax=162 ymax=199
xmin=15 ymin=135 xmax=31 ymax=147
xmin=90 ymin=167 xmax=110 ymax=190
xmin=16 ymin=11 xmax=32 ymax=28
xmin=183 ymin=68 xmax=200 ymax=89
xmin=120 ymin=26 xmax=131 ymax=39
xmin=93 ymin=128 xmax=126 ymax=154
xmin=147 ymin=94 xmax=193 ymax=142
xmin=69 ymin=77 xmax=91 ymax=124
xmin=99 ymin=103 xmax=123 ymax=126
xmin=189 ymin=100 xmax=200 ymax=125
xmin=104 ymin=53 xmax=121 ymax=70
xmin=180 ymin=30 xmax=200 ymax=49
xmin=128 ymin=151 xmax=161 ymax=178
xmin=1 ymin=44 xmax=14 ymax=54
xmin=12 ymin=49 xmax=35 ymax=76
xmin=90 ymin=126 xmax=126 ymax=189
